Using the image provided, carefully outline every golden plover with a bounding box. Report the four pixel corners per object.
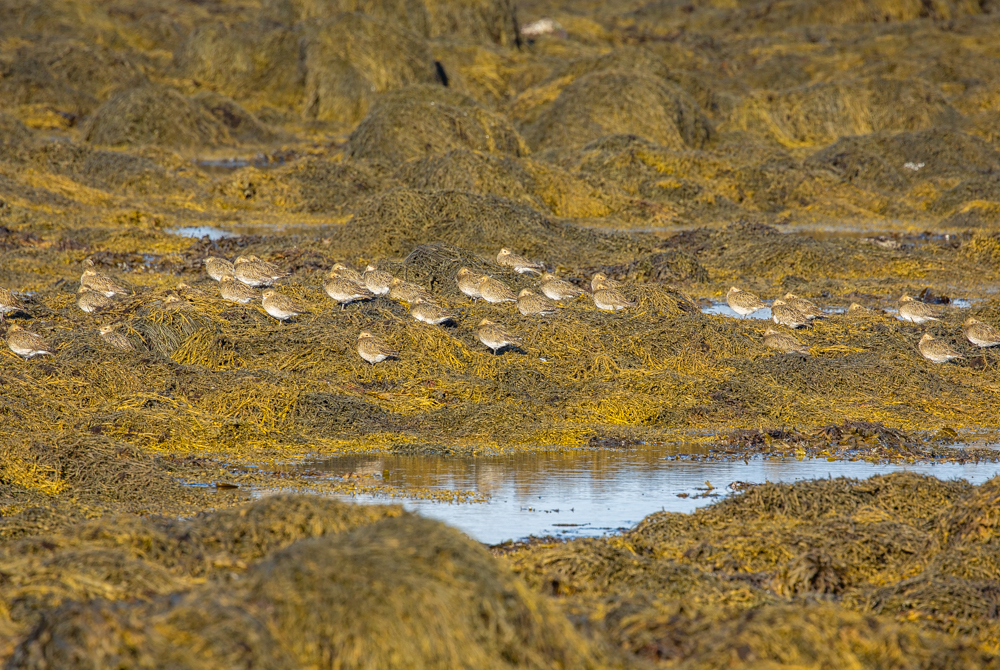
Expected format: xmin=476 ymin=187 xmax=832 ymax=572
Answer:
xmin=410 ymin=298 xmax=456 ymax=325
xmin=329 ymin=263 xmax=363 ymax=284
xmin=771 ymin=299 xmax=809 ymax=329
xmin=234 ymin=255 xmax=288 ymax=287
xmin=220 ymin=276 xmax=257 ymax=304
xmin=99 ymin=324 xmax=133 ymax=351
xmin=389 ymin=277 xmax=434 ymax=304
xmin=0 ymin=287 xmax=23 ymax=321
xmin=539 ymin=273 xmax=585 ymax=301
xmin=364 ymin=265 xmax=394 ymax=296
xmin=763 ymin=327 xmax=810 ymax=355
xmin=77 ymin=286 xmax=114 ymax=313
xmin=783 ymin=293 xmax=823 ymax=320
xmin=918 ymin=333 xmax=962 ymax=363
xmin=204 ymin=257 xmax=234 ymax=281
xmin=357 ymin=330 xmax=397 ymax=364
xmin=456 ymin=267 xmax=486 ymax=301
xmin=593 ymin=287 xmax=634 ymax=311
xmin=591 ymin=272 xmax=621 ymax=292
xmin=324 ymin=276 xmax=374 ymax=309
xmin=6 ymin=324 xmax=53 ymax=358
xmin=262 ymin=289 xmax=308 ymax=321
xmin=517 ymin=288 xmax=560 ymax=316
xmin=81 ymin=260 xmax=129 ymax=297
xmin=963 ymin=317 xmax=1000 ymax=348
xmin=727 ymin=287 xmax=766 ymax=318
xmin=497 ymin=248 xmax=544 ymax=275
xmin=898 ymin=296 xmax=942 ymax=324
xmin=477 ymin=276 xmax=517 ymax=304
xmin=475 ymin=318 xmax=521 ymax=354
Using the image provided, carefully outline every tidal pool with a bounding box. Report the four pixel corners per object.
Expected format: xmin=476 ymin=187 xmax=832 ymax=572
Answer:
xmin=275 ymin=449 xmax=1000 ymax=544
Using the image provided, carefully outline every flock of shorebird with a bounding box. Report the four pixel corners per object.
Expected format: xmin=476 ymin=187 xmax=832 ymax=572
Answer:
xmin=726 ymin=286 xmax=999 ymax=363
xmin=1 ymin=249 xmax=996 ymax=365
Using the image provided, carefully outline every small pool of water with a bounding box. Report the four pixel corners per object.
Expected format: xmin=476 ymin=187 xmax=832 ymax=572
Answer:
xmin=169 ymin=226 xmax=240 ymax=240
xmin=701 ymin=302 xmax=772 ymax=320
xmin=272 ymin=449 xmax=1000 ymax=544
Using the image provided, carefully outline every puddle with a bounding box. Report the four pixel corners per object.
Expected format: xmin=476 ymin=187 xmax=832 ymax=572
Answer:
xmin=193 ymin=152 xmax=292 ymax=173
xmin=701 ymin=302 xmax=772 ymax=320
xmin=168 ymin=226 xmax=240 ymax=240
xmin=272 ymin=449 xmax=1000 ymax=544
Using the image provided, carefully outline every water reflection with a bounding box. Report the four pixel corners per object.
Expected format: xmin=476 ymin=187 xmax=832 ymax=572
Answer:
xmin=277 ymin=448 xmax=1000 ymax=544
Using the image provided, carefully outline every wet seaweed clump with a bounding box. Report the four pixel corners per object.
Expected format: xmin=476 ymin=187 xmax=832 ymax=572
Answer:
xmin=6 ymin=504 xmax=606 ymax=669
xmin=506 ymin=472 xmax=1000 ymax=667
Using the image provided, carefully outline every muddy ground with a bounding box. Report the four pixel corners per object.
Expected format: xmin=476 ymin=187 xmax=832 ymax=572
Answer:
xmin=3 ymin=0 xmax=1000 ymax=666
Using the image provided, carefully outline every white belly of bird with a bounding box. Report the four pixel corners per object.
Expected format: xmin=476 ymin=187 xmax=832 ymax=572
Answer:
xmin=594 ymin=296 xmax=625 ymax=311
xmin=728 ymin=301 xmax=757 ymax=316
xmin=900 ymin=308 xmax=936 ymax=324
xmin=235 ymin=271 xmax=270 ymax=287
xmin=326 ymin=287 xmax=365 ymax=304
xmin=541 ymin=286 xmax=572 ymax=301
xmin=264 ymin=304 xmax=298 ymax=320
xmin=414 ymin=311 xmax=448 ymax=325
xmin=969 ymin=333 xmax=1000 ymax=347
xmin=360 ymin=349 xmax=388 ymax=364
xmin=9 ymin=343 xmax=47 ymax=357
xmin=366 ymin=282 xmax=390 ymax=296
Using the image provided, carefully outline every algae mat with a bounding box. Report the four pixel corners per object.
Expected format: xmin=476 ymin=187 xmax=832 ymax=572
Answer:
xmin=4 ymin=0 xmax=1000 ymax=665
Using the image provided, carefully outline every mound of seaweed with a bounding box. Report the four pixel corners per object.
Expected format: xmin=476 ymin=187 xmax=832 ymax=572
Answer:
xmin=727 ymin=78 xmax=961 ymax=148
xmin=521 ymin=69 xmax=713 ymax=153
xmin=507 ymin=473 xmax=1000 ymax=666
xmin=85 ymin=84 xmax=230 ymax=148
xmin=174 ymin=21 xmax=306 ymax=111
xmin=192 ymin=91 xmax=281 ymax=145
xmin=337 ymin=187 xmax=649 ymax=260
xmin=302 ymin=13 xmax=438 ymax=125
xmin=10 ymin=514 xmax=604 ymax=670
xmin=346 ymin=86 xmax=526 ymax=163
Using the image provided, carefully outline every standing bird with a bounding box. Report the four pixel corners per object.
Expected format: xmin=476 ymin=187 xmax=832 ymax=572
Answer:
xmin=918 ymin=333 xmax=962 ymax=363
xmin=763 ymin=327 xmax=810 ymax=355
xmin=0 ymin=288 xmax=23 ymax=322
xmin=261 ymin=289 xmax=308 ymax=322
xmin=99 ymin=324 xmax=133 ymax=351
xmin=497 ymin=248 xmax=544 ymax=275
xmin=727 ymin=287 xmax=766 ymax=318
xmin=539 ymin=273 xmax=585 ymax=301
xmin=517 ymin=289 xmax=561 ymax=316
xmin=477 ymin=276 xmax=517 ymax=304
xmin=898 ymin=296 xmax=942 ymax=324
xmin=324 ymin=276 xmax=374 ymax=309
xmin=81 ymin=260 xmax=129 ymax=297
xmin=783 ymin=293 xmax=824 ymax=320
xmin=234 ymin=255 xmax=288 ymax=287
xmin=388 ymin=278 xmax=434 ymax=304
xmin=363 ymin=265 xmax=394 ymax=296
xmin=591 ymin=272 xmax=621 ymax=292
xmin=593 ymin=287 xmax=635 ymax=312
xmin=475 ymin=319 xmax=521 ymax=354
xmin=77 ymin=286 xmax=114 ymax=313
xmin=410 ymin=298 xmax=456 ymax=325
xmin=204 ymin=257 xmax=234 ymax=281
xmin=964 ymin=318 xmax=1000 ymax=348
xmin=456 ymin=268 xmax=486 ymax=301
xmin=6 ymin=324 xmax=54 ymax=358
xmin=357 ymin=331 xmax=398 ymax=364
xmin=329 ymin=263 xmax=364 ymax=284
xmin=771 ymin=300 xmax=810 ymax=329
xmin=220 ymin=276 xmax=258 ymax=304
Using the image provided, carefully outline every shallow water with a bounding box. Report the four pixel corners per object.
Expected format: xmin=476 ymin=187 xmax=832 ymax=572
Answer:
xmin=700 ymin=302 xmax=772 ymax=320
xmin=274 ymin=449 xmax=1000 ymax=544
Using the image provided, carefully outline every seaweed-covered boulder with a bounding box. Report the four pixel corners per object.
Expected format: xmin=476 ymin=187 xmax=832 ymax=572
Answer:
xmin=347 ymin=86 xmax=526 ymax=163
xmin=85 ymin=84 xmax=230 ymax=148
xmin=727 ymin=78 xmax=962 ymax=148
xmin=302 ymin=13 xmax=438 ymax=125
xmin=174 ymin=21 xmax=306 ymax=111
xmin=10 ymin=514 xmax=602 ymax=670
xmin=520 ymin=69 xmax=713 ymax=152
